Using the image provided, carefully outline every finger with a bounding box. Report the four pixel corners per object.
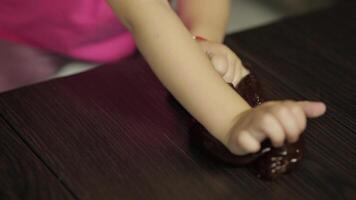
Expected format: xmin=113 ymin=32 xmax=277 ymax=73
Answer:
xmin=222 ymin=55 xmax=236 ymax=83
xmin=285 ymin=101 xmax=307 ymax=142
xmin=230 ymin=131 xmax=261 ymax=155
xmin=241 ymin=66 xmax=250 ymax=78
xmin=298 ymin=101 xmax=327 ymax=118
xmin=269 ymin=104 xmax=300 ymax=146
xmin=232 ymin=59 xmax=243 ymax=87
xmin=202 ymin=43 xmax=238 ymax=83
xmin=233 ymin=65 xmax=250 ymax=87
xmin=232 ymin=71 xmax=240 ymax=87
xmin=234 ymin=55 xmax=249 ymax=78
xmin=223 ymin=53 xmax=236 ymax=83
xmin=257 ymin=113 xmax=285 ymax=147
xmin=211 ymin=54 xmax=228 ymax=76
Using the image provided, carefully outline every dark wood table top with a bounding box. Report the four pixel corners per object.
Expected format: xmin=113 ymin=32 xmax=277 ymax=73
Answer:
xmin=1 ymin=2 xmax=355 ymax=200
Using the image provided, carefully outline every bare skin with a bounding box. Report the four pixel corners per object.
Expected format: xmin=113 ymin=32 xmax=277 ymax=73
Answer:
xmin=107 ymin=0 xmax=326 ymax=155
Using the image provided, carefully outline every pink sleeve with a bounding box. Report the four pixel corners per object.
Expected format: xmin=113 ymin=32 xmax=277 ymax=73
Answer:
xmin=0 ymin=0 xmax=136 ymax=62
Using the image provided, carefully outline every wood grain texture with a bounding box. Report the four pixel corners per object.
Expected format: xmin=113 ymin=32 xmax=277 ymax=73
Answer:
xmin=0 ymin=57 xmax=253 ymax=200
xmin=0 ymin=117 xmax=75 ymax=200
xmin=1 ymin=57 xmax=355 ymax=199
xmin=0 ymin=2 xmax=355 ymax=200
xmin=225 ymin=1 xmax=356 ymax=129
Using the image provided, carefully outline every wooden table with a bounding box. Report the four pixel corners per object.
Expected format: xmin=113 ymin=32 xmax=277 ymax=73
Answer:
xmin=1 ymin=2 xmax=355 ymax=199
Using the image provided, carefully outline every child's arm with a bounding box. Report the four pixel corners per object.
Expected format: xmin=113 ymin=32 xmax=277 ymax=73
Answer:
xmin=107 ymin=0 xmax=326 ymax=155
xmin=108 ymin=0 xmax=249 ymax=143
xmin=177 ymin=0 xmax=230 ymax=43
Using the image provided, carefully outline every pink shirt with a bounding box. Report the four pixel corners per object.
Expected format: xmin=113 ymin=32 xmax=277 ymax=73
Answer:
xmin=0 ymin=0 xmax=136 ymax=62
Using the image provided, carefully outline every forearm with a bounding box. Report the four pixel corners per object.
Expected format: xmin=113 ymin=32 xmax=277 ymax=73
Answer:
xmin=177 ymin=0 xmax=230 ymax=43
xmin=107 ymin=0 xmax=250 ymax=143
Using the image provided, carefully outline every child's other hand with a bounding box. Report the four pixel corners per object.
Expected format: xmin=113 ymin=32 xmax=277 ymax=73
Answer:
xmin=224 ymin=100 xmax=326 ymax=156
xmin=197 ymin=41 xmax=249 ymax=87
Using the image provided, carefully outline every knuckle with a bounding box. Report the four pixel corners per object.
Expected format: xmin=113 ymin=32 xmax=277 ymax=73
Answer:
xmin=271 ymin=105 xmax=288 ymax=117
xmin=283 ymin=100 xmax=295 ymax=105
xmin=260 ymin=114 xmax=274 ymax=127
xmin=262 ymin=101 xmax=277 ymax=108
xmin=277 ymin=105 xmax=289 ymax=116
xmin=290 ymin=104 xmax=300 ymax=114
xmin=287 ymin=103 xmax=300 ymax=112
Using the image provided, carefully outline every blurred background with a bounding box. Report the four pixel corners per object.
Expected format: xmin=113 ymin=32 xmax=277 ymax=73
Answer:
xmin=56 ymin=0 xmax=335 ymax=78
xmin=227 ymin=0 xmax=335 ymax=33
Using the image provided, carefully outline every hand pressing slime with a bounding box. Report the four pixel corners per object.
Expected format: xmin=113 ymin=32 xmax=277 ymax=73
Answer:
xmin=190 ymin=73 xmax=305 ymax=180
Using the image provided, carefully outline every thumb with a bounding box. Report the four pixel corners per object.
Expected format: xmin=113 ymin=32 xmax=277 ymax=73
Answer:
xmin=211 ymin=54 xmax=228 ymax=76
xmin=298 ymin=101 xmax=327 ymax=118
xmin=200 ymin=42 xmax=229 ymax=76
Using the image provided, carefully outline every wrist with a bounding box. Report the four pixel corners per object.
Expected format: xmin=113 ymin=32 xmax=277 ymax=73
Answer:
xmin=206 ymin=102 xmax=251 ymax=147
xmin=191 ymin=28 xmax=225 ymax=43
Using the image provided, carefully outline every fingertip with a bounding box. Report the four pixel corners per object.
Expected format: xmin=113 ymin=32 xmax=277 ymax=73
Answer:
xmin=229 ymin=145 xmax=249 ymax=156
xmin=309 ymin=101 xmax=326 ymax=107
xmin=269 ymin=132 xmax=285 ymax=148
xmin=232 ymin=132 xmax=261 ymax=155
xmin=249 ymin=142 xmax=261 ymax=153
xmin=241 ymin=67 xmax=250 ymax=77
xmin=300 ymin=101 xmax=327 ymax=118
xmin=317 ymin=102 xmax=327 ymax=113
xmin=272 ymin=140 xmax=285 ymax=148
xmin=287 ymin=133 xmax=300 ymax=144
xmin=312 ymin=102 xmax=327 ymax=117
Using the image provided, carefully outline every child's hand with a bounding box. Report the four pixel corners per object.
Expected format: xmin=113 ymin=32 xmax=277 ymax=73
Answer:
xmin=225 ymin=100 xmax=326 ymax=155
xmin=197 ymin=41 xmax=249 ymax=87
